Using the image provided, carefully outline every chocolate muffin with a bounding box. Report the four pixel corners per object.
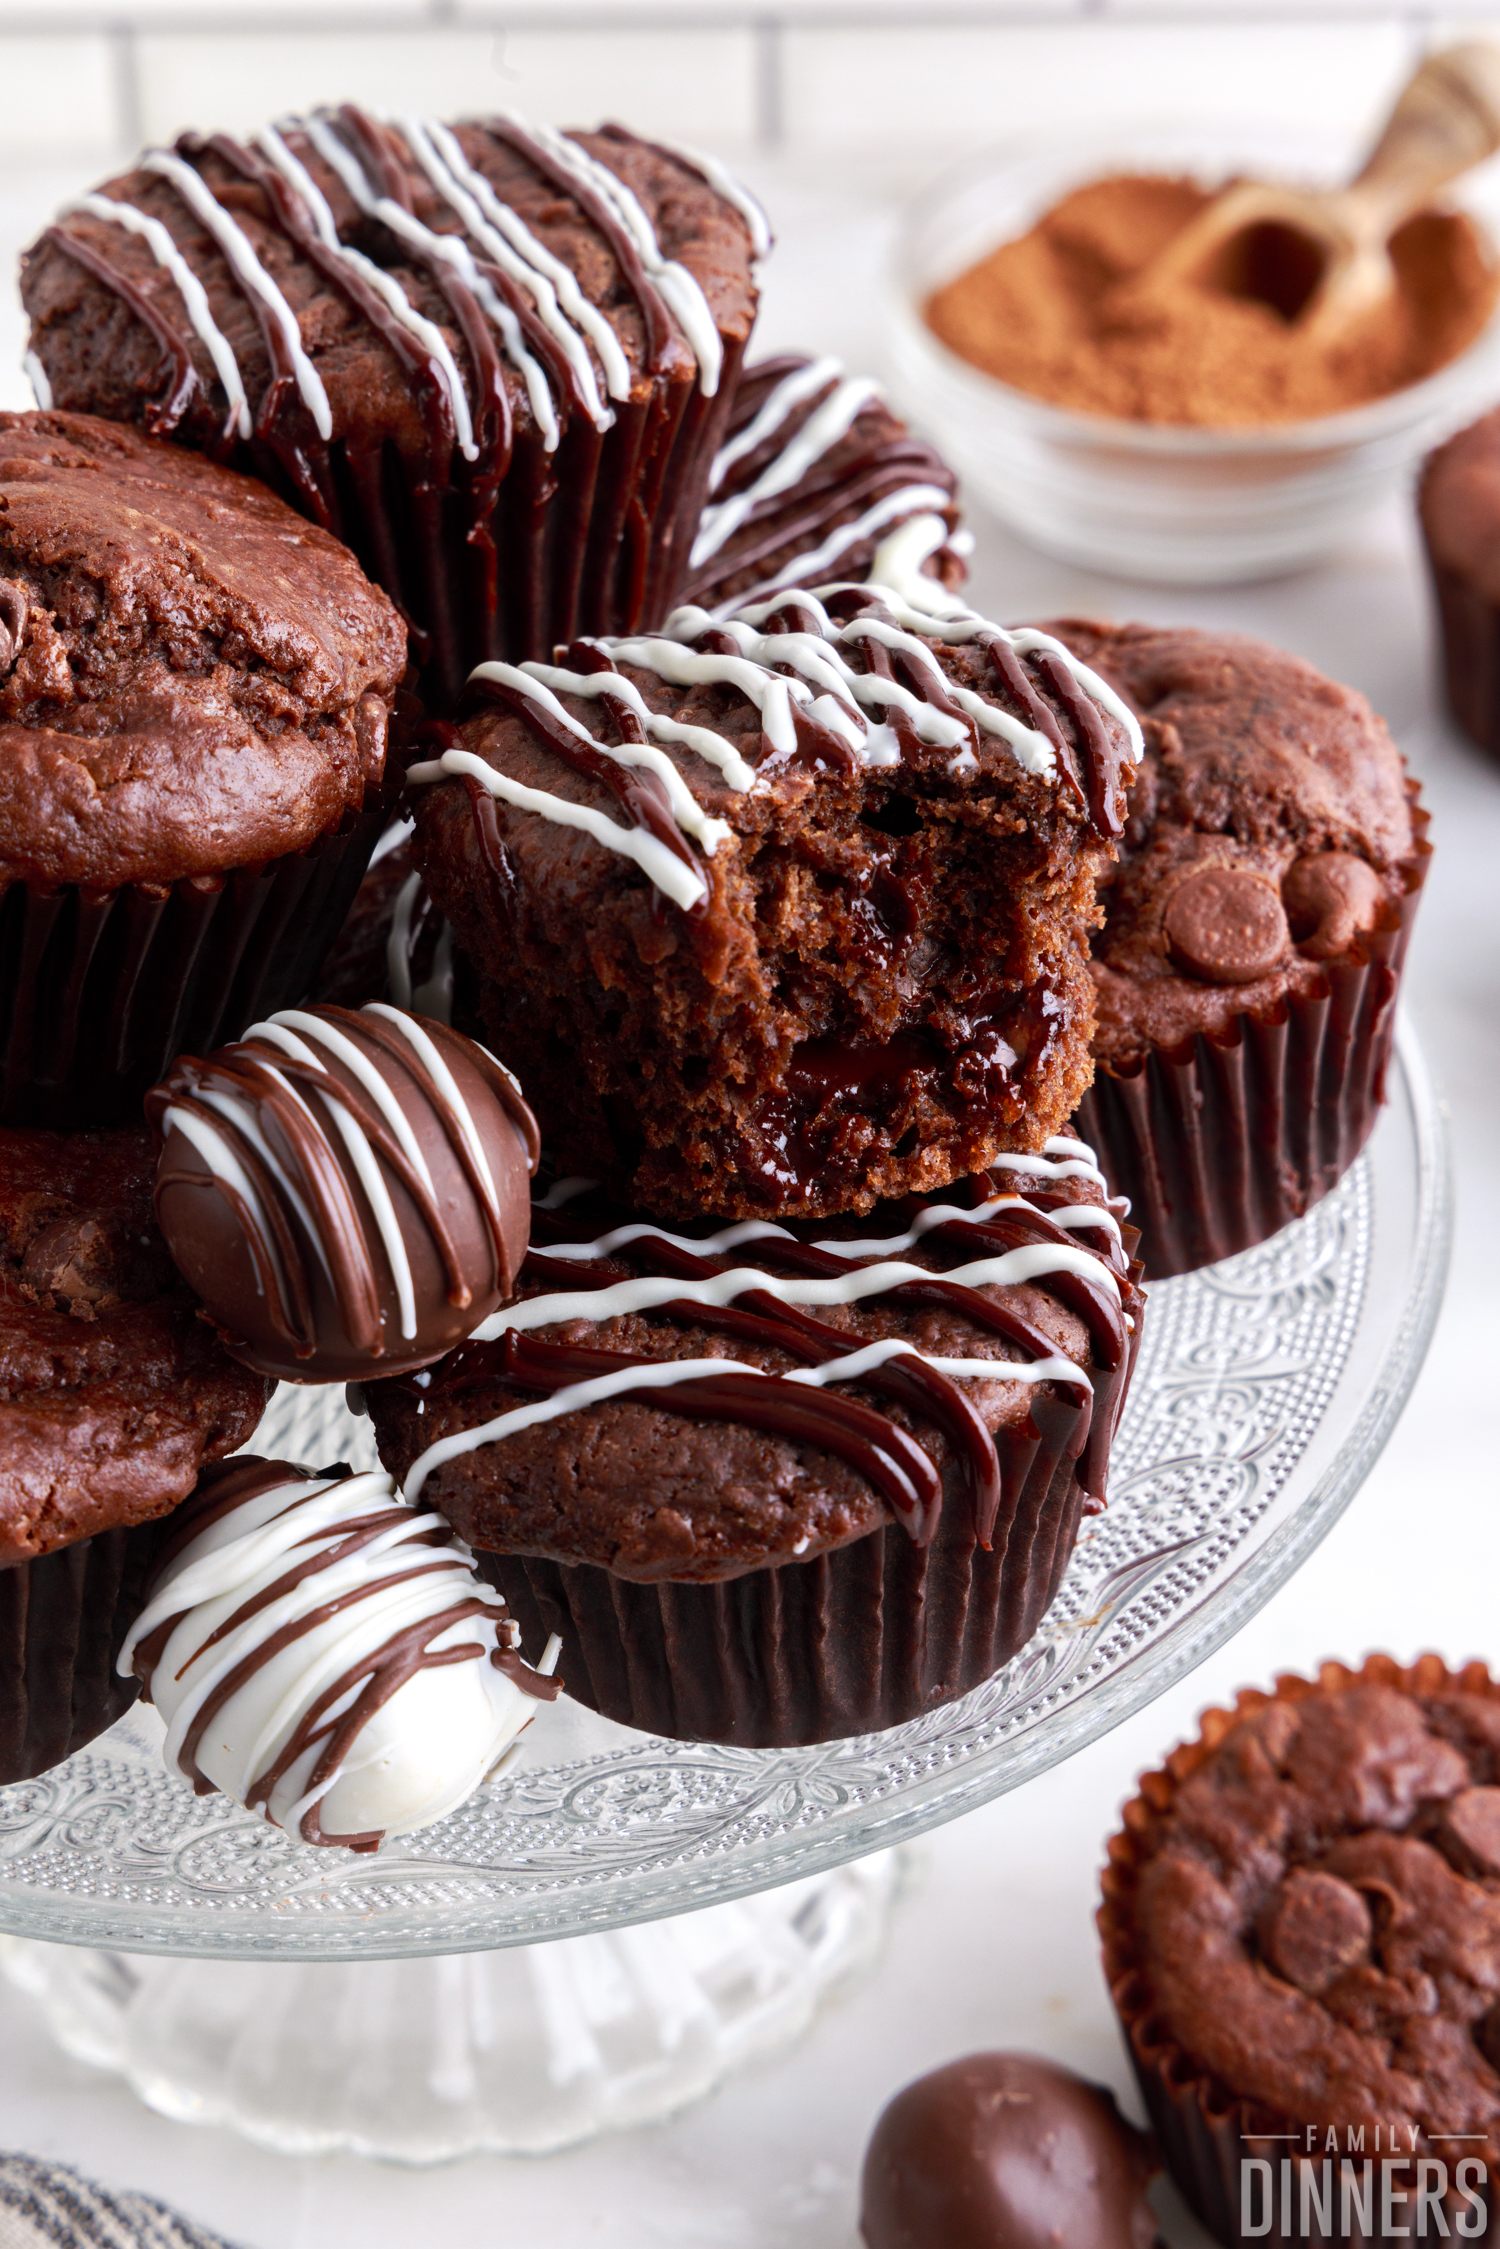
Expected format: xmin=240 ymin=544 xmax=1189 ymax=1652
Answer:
xmin=1420 ymin=407 xmax=1500 ymax=763
xmin=0 ymin=409 xmax=407 ymax=1127
xmin=408 ymin=583 xmax=1140 ymax=1221
xmin=1101 ymin=1657 xmax=1500 ymax=2245
xmin=365 ymin=1136 xmax=1144 ymax=1747
xmin=681 ymin=352 xmax=964 ymax=615
xmin=0 ymin=1124 xmax=269 ymax=1782
xmin=1050 ymin=622 xmax=1428 ymax=1279
xmin=21 ymin=113 xmax=762 ymax=711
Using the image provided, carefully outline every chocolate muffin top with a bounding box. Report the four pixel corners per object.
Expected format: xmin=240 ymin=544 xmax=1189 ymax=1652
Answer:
xmin=366 ymin=1140 xmax=1141 ymax=1581
xmin=23 ymin=118 xmax=759 ymax=474
xmin=1421 ymin=407 xmax=1500 ymax=602
xmin=1116 ymin=1664 xmax=1500 ymax=2144
xmin=681 ymin=353 xmax=964 ymax=614
xmin=1047 ymin=622 xmax=1423 ymax=1071
xmin=0 ymin=410 xmax=404 ymax=891
xmin=0 ymin=1124 xmax=269 ymax=1565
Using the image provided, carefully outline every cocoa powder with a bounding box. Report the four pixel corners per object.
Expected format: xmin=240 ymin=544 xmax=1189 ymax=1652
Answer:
xmin=925 ymin=172 xmax=1499 ymax=425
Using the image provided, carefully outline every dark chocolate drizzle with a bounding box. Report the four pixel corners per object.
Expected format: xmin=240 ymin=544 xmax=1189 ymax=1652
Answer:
xmin=408 ymin=1158 xmax=1143 ymax=1549
xmin=148 ymin=1004 xmax=535 ymax=1363
xmin=36 ymin=112 xmax=740 ymax=706
xmin=683 ymin=352 xmax=961 ymax=611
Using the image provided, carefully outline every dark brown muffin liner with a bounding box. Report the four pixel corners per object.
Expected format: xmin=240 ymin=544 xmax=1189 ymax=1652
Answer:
xmin=1099 ymin=1655 xmax=1500 ymax=2248
xmin=309 ymin=339 xmax=746 ymax=714
xmin=1074 ymin=811 xmax=1431 ymax=1281
xmin=0 ymin=1523 xmax=165 ymax=1786
xmin=1425 ymin=551 xmax=1500 ymax=765
xmin=476 ymin=1387 xmax=1109 ymax=1749
xmin=0 ymin=761 xmax=404 ymax=1131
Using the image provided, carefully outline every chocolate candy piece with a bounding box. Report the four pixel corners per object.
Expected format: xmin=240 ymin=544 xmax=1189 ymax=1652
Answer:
xmin=1258 ymin=1869 xmax=1371 ymax=1994
xmin=148 ymin=1003 xmax=540 ymax=1383
xmin=860 ymin=2051 xmax=1159 ymax=2249
xmin=1281 ymin=850 xmax=1384 ymax=960
xmin=1162 ymin=865 xmax=1289 ymax=984
xmin=1437 ymin=1786 xmax=1500 ymax=1878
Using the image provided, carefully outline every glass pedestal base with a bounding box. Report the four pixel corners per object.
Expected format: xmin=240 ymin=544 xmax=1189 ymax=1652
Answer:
xmin=0 ymin=1852 xmax=900 ymax=2163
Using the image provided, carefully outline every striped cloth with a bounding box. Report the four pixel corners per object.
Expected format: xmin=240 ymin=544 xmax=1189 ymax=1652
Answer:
xmin=0 ymin=2156 xmax=241 ymax=2249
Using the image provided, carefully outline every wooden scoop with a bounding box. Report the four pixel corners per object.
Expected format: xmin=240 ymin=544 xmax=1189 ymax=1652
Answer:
xmin=1128 ymin=43 xmax=1500 ymax=337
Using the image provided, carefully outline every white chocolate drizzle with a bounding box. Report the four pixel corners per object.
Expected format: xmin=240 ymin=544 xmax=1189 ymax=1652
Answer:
xmin=411 ymin=583 xmax=1140 ymax=901
xmin=397 ymin=1133 xmax=1135 ymax=1542
xmin=60 ymin=191 xmax=252 ymax=440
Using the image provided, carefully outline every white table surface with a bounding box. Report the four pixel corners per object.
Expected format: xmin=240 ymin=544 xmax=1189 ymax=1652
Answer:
xmin=1 ymin=144 xmax=1497 ymax=2249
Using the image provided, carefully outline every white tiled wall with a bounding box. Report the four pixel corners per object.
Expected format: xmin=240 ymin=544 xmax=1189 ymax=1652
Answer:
xmin=0 ymin=1 xmax=1496 ymax=168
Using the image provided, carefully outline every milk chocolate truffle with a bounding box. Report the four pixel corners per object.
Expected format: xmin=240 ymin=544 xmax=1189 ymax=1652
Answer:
xmin=147 ymin=1003 xmax=540 ymax=1383
xmin=860 ymin=2052 xmax=1160 ymax=2249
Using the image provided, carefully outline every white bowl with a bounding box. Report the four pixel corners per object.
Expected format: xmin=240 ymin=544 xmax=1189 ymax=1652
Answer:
xmin=886 ymin=124 xmax=1500 ymax=584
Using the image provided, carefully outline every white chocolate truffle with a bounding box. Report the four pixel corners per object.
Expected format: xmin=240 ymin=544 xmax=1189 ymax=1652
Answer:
xmin=120 ymin=1456 xmax=560 ymax=1851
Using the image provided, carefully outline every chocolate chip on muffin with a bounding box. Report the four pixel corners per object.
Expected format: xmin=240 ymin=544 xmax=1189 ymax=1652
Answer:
xmin=1053 ymin=620 xmax=1429 ymax=1277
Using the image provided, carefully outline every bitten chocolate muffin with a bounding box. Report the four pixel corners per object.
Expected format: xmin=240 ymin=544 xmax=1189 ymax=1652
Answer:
xmin=22 ymin=112 xmax=762 ymax=710
xmin=409 ymin=582 xmax=1140 ymax=1221
xmin=1420 ymin=407 xmax=1500 ymax=763
xmin=0 ymin=1125 xmax=269 ymax=1783
xmin=1050 ymin=622 xmax=1428 ymax=1278
xmin=681 ymin=352 xmax=964 ymax=615
xmin=0 ymin=409 xmax=406 ymax=1127
xmin=366 ymin=1136 xmax=1143 ymax=1746
xmin=1101 ymin=1658 xmax=1500 ymax=2245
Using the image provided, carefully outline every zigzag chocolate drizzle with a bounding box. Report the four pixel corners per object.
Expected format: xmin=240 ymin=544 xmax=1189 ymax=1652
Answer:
xmin=412 ymin=579 xmax=1144 ymax=919
xmin=396 ymin=1137 xmax=1141 ymax=1550
xmin=38 ymin=109 xmax=747 ymax=694
xmin=683 ymin=353 xmax=961 ymax=612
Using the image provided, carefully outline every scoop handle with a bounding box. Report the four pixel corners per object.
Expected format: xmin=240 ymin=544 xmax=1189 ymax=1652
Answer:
xmin=1347 ymin=42 xmax=1500 ymax=231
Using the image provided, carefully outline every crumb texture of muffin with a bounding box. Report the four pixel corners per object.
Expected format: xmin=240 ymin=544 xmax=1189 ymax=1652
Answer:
xmin=1051 ymin=620 xmax=1428 ymax=1276
xmin=21 ymin=115 xmax=762 ymax=706
xmin=0 ymin=1124 xmax=270 ymax=1565
xmin=366 ymin=1139 xmax=1143 ymax=1744
xmin=411 ymin=583 xmax=1139 ymax=1220
xmin=1102 ymin=1656 xmax=1500 ymax=2240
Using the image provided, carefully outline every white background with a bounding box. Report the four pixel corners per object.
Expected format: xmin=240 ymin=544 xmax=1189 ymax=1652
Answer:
xmin=3 ymin=22 xmax=1500 ymax=2245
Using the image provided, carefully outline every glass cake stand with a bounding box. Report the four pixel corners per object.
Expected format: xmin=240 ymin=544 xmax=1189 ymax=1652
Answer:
xmin=0 ymin=1021 xmax=1451 ymax=2160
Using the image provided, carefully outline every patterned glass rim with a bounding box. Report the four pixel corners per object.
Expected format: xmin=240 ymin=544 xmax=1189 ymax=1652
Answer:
xmin=0 ymin=1019 xmax=1450 ymax=1959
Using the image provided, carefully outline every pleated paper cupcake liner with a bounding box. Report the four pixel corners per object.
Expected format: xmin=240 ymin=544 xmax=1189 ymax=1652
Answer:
xmin=1074 ymin=819 xmax=1430 ymax=1281
xmin=0 ymin=764 xmax=403 ymax=1131
xmin=1099 ymin=1655 xmax=1500 ymax=2248
xmin=319 ymin=340 xmax=746 ymax=714
xmin=477 ymin=1389 xmax=1095 ymax=1749
xmin=0 ymin=1524 xmax=162 ymax=1785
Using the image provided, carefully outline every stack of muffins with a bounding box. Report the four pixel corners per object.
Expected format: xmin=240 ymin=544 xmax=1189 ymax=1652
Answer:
xmin=0 ymin=104 xmax=1432 ymax=1830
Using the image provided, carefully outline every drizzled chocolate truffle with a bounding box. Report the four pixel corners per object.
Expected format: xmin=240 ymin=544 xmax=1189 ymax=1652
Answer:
xmin=148 ymin=1003 xmax=539 ymax=1383
xmin=860 ymin=2052 xmax=1160 ymax=2249
xmin=123 ymin=1457 xmax=561 ymax=1851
